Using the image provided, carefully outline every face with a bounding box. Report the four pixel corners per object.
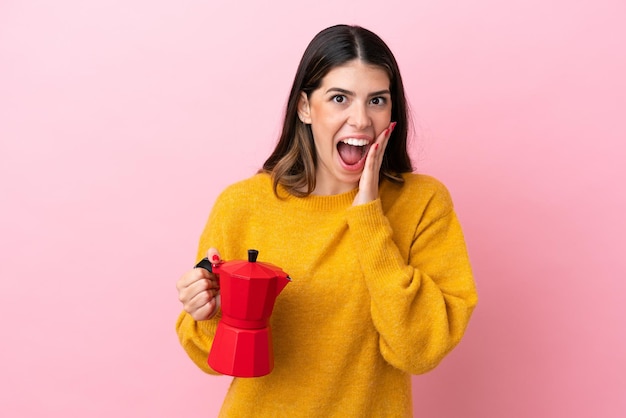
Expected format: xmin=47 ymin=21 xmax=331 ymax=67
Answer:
xmin=297 ymin=59 xmax=392 ymax=195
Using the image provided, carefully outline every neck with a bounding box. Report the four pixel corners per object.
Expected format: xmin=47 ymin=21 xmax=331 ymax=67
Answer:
xmin=313 ymin=173 xmax=358 ymax=196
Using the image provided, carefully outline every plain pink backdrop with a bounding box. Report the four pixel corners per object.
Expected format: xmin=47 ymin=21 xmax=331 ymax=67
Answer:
xmin=1 ymin=0 xmax=625 ymax=417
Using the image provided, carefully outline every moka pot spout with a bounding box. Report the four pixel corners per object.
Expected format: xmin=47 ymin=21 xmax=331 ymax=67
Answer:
xmin=276 ymin=271 xmax=292 ymax=297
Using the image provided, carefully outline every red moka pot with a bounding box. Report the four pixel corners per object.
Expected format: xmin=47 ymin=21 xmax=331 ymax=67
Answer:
xmin=195 ymin=249 xmax=291 ymax=377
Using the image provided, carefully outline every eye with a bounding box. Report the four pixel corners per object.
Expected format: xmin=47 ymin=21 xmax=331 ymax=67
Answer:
xmin=331 ymin=95 xmax=347 ymax=104
xmin=370 ymin=96 xmax=387 ymax=106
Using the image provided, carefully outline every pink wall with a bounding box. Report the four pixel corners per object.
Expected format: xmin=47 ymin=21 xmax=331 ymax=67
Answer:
xmin=1 ymin=0 xmax=624 ymax=417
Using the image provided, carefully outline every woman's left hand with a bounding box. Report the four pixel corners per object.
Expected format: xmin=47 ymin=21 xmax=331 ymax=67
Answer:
xmin=353 ymin=121 xmax=396 ymax=206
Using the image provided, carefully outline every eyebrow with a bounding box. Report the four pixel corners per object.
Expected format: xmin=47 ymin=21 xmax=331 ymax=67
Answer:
xmin=325 ymin=87 xmax=391 ymax=97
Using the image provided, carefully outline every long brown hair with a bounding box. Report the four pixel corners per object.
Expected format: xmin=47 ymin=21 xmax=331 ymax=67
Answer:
xmin=262 ymin=24 xmax=413 ymax=197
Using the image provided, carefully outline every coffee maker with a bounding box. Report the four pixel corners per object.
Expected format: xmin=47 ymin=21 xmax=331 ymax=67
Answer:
xmin=195 ymin=249 xmax=291 ymax=377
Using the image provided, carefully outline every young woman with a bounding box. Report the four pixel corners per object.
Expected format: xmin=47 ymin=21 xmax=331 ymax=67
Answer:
xmin=176 ymin=24 xmax=478 ymax=417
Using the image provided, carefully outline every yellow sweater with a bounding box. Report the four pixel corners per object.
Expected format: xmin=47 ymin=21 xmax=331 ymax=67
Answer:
xmin=176 ymin=172 xmax=478 ymax=417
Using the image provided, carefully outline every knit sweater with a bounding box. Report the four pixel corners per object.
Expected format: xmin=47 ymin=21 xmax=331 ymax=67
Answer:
xmin=176 ymin=172 xmax=478 ymax=417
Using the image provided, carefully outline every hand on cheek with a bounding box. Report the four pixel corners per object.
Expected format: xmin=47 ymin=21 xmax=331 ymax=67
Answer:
xmin=352 ymin=121 xmax=396 ymax=206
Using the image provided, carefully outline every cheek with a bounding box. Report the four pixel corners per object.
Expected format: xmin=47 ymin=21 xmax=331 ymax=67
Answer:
xmin=316 ymin=113 xmax=343 ymax=129
xmin=374 ymin=114 xmax=392 ymax=134
xmin=312 ymin=131 xmax=335 ymax=154
xmin=311 ymin=112 xmax=343 ymax=137
xmin=312 ymin=102 xmax=345 ymax=123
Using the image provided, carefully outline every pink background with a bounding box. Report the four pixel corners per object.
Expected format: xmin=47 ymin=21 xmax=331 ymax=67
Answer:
xmin=1 ymin=0 xmax=625 ymax=417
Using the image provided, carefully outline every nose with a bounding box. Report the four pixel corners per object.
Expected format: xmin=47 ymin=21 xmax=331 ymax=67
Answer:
xmin=347 ymin=102 xmax=372 ymax=130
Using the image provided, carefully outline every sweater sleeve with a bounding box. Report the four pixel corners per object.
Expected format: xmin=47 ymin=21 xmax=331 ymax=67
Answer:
xmin=175 ymin=189 xmax=230 ymax=375
xmin=346 ymin=184 xmax=478 ymax=375
xmin=175 ymin=312 xmax=221 ymax=374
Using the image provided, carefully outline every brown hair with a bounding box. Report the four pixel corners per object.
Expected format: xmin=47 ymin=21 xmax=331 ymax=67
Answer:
xmin=262 ymin=24 xmax=413 ymax=197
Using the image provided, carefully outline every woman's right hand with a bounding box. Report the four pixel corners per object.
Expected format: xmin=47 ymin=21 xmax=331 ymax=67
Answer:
xmin=176 ymin=248 xmax=222 ymax=321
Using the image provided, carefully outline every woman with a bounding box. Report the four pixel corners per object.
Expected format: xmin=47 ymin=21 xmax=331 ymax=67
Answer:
xmin=176 ymin=24 xmax=478 ymax=417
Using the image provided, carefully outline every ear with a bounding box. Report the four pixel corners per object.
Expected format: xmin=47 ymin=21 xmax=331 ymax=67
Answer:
xmin=297 ymin=92 xmax=312 ymax=124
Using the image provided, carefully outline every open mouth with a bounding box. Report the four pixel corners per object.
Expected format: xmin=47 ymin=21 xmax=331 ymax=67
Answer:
xmin=337 ymin=138 xmax=370 ymax=167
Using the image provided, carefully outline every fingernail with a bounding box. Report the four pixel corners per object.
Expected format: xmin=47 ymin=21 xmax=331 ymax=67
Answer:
xmin=375 ymin=144 xmax=379 ymax=150
xmin=390 ymin=122 xmax=397 ymax=133
xmin=212 ymin=255 xmax=220 ymax=261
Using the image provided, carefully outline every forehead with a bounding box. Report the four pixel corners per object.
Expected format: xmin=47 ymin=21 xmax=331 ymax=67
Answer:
xmin=319 ymin=59 xmax=390 ymax=90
